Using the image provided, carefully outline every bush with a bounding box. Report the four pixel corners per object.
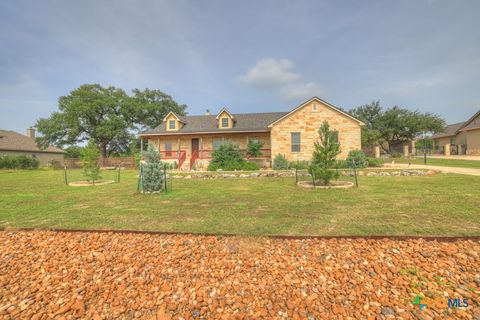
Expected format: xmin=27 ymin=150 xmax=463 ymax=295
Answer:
xmin=390 ymin=152 xmax=402 ymax=158
xmin=289 ymin=160 xmax=309 ymax=170
xmin=207 ymin=142 xmax=245 ymax=171
xmin=272 ymin=154 xmax=289 ymax=170
xmin=0 ymin=155 xmax=40 ymax=169
xmin=141 ymin=148 xmax=164 ymax=193
xmin=335 ymin=160 xmax=347 ymax=169
xmin=246 ymin=139 xmax=264 ymax=157
xmin=241 ymin=161 xmax=259 ymax=171
xmin=81 ymin=141 xmax=101 ymax=183
xmin=367 ymin=157 xmax=384 ymax=167
xmin=346 ymin=150 xmax=368 ymax=169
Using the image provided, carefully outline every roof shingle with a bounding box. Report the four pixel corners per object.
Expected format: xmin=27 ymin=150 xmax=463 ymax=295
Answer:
xmin=0 ymin=130 xmax=65 ymax=153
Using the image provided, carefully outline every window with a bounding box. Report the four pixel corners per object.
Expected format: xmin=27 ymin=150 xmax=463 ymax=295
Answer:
xmin=332 ymin=131 xmax=339 ymax=144
xmin=291 ymin=132 xmax=300 ymax=152
xmin=450 ymin=137 xmax=456 ymax=145
xmin=212 ymin=139 xmax=223 ymax=150
xmin=165 ymin=142 xmax=172 ymax=157
xmin=221 ymin=118 xmax=229 ymax=128
xmin=312 ymin=103 xmax=317 ymax=112
xmin=168 ymin=120 xmax=176 ymax=130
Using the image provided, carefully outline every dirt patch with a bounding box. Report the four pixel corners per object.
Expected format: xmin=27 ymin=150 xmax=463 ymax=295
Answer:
xmin=297 ymin=180 xmax=355 ymax=189
xmin=68 ymin=180 xmax=115 ymax=187
xmin=1 ymin=231 xmax=478 ymax=319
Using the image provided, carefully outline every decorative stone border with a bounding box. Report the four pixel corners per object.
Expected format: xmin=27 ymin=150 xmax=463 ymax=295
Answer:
xmin=68 ymin=180 xmax=116 ymax=187
xmin=169 ymin=169 xmax=437 ymax=180
xmin=297 ymin=180 xmax=355 ymax=189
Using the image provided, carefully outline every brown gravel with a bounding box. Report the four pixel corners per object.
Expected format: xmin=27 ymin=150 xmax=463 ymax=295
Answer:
xmin=0 ymin=231 xmax=479 ymax=320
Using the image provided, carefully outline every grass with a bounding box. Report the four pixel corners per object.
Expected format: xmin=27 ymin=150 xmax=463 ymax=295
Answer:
xmin=392 ymin=157 xmax=480 ymax=169
xmin=0 ymin=169 xmax=479 ymax=236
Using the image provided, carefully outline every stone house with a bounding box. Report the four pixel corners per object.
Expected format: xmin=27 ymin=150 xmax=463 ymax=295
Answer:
xmin=0 ymin=128 xmax=65 ymax=165
xmin=432 ymin=110 xmax=480 ymax=155
xmin=140 ymin=97 xmax=364 ymax=170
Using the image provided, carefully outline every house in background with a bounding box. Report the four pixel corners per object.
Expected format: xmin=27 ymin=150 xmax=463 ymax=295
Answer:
xmin=432 ymin=110 xmax=480 ymax=155
xmin=0 ymin=128 xmax=65 ymax=165
xmin=140 ymin=97 xmax=364 ymax=170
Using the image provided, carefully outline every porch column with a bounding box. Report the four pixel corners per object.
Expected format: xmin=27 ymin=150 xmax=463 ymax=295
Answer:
xmin=403 ymin=144 xmax=409 ymax=157
xmin=140 ymin=138 xmax=144 ymax=154
xmin=374 ymin=145 xmax=381 ymax=159
xmin=445 ymin=143 xmax=451 ymax=156
xmin=157 ymin=137 xmax=160 ymax=153
xmin=411 ymin=140 xmax=416 ymax=156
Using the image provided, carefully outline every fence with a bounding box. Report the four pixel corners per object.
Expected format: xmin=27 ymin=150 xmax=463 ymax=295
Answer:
xmin=57 ymin=156 xmax=137 ymax=170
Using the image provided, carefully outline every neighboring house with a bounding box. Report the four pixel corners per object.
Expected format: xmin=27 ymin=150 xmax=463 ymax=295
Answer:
xmin=0 ymin=128 xmax=65 ymax=165
xmin=140 ymin=97 xmax=364 ymax=170
xmin=432 ymin=110 xmax=480 ymax=155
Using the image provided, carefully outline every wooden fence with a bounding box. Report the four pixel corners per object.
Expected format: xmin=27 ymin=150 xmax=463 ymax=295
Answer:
xmin=55 ymin=156 xmax=137 ymax=169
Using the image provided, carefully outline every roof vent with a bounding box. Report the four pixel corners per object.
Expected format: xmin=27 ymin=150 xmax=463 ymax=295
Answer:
xmin=204 ymin=109 xmax=211 ymax=115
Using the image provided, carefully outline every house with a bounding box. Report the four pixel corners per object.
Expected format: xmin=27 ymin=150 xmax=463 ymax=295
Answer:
xmin=139 ymin=97 xmax=364 ymax=170
xmin=432 ymin=110 xmax=480 ymax=155
xmin=0 ymin=128 xmax=65 ymax=165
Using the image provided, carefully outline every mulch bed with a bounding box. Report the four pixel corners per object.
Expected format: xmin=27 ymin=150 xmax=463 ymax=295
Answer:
xmin=0 ymin=231 xmax=478 ymax=319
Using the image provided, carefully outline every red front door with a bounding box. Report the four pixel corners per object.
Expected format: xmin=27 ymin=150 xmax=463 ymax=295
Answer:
xmin=191 ymin=138 xmax=199 ymax=154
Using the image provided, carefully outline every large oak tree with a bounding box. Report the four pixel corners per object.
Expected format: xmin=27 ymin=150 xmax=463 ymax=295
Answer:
xmin=35 ymin=84 xmax=186 ymax=157
xmin=349 ymin=101 xmax=445 ymax=153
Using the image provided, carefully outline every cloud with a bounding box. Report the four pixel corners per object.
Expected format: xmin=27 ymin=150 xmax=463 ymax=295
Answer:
xmin=239 ymin=58 xmax=324 ymax=101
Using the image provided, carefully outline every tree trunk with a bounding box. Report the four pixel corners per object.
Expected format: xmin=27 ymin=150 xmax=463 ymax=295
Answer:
xmin=99 ymin=142 xmax=107 ymax=167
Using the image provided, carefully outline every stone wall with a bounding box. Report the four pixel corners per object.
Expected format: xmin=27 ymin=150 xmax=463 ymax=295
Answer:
xmin=270 ymin=100 xmax=362 ymax=161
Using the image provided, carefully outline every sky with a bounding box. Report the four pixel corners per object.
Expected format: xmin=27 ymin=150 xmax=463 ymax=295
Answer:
xmin=1 ymin=0 xmax=480 ymax=133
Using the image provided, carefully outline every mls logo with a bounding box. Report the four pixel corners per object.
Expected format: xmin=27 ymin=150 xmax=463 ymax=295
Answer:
xmin=448 ymin=298 xmax=468 ymax=309
xmin=413 ymin=295 xmax=427 ymax=311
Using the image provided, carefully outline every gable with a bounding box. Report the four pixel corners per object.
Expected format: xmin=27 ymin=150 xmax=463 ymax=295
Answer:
xmin=268 ymin=97 xmax=364 ymax=128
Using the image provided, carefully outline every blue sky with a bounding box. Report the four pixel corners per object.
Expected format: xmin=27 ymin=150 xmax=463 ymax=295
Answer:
xmin=1 ymin=0 xmax=480 ymax=133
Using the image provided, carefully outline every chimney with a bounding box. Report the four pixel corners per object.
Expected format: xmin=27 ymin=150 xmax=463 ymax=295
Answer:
xmin=27 ymin=127 xmax=35 ymax=139
xmin=204 ymin=109 xmax=211 ymax=115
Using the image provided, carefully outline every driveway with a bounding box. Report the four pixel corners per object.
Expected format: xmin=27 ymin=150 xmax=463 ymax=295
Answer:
xmin=387 ymin=163 xmax=480 ymax=176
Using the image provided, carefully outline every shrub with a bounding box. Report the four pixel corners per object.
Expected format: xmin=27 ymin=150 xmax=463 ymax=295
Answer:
xmin=141 ymin=148 xmax=164 ymax=193
xmin=246 ymin=139 xmax=264 ymax=157
xmin=390 ymin=152 xmax=402 ymax=158
xmin=346 ymin=150 xmax=368 ymax=169
xmin=207 ymin=142 xmax=245 ymax=171
xmin=81 ymin=141 xmax=101 ymax=183
xmin=0 ymin=155 xmax=40 ymax=169
xmin=272 ymin=154 xmax=289 ymax=170
xmin=289 ymin=160 xmax=309 ymax=170
xmin=367 ymin=157 xmax=384 ymax=167
xmin=335 ymin=160 xmax=347 ymax=169
xmin=241 ymin=161 xmax=259 ymax=171
xmin=310 ymin=121 xmax=341 ymax=185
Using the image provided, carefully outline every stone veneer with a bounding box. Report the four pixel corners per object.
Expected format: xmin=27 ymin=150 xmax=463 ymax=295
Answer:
xmin=270 ymin=100 xmax=362 ymax=160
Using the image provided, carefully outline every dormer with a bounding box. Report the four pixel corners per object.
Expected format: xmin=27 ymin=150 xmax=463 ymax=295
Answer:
xmin=164 ymin=112 xmax=185 ymax=131
xmin=216 ymin=107 xmax=234 ymax=129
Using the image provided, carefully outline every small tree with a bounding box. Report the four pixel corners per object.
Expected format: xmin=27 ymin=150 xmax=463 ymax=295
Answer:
xmin=346 ymin=150 xmax=368 ymax=169
xmin=207 ymin=142 xmax=245 ymax=171
xmin=272 ymin=153 xmax=289 ymax=170
xmin=81 ymin=141 xmax=101 ymax=184
xmin=141 ymin=147 xmax=164 ymax=193
xmin=310 ymin=121 xmax=341 ymax=186
xmin=246 ymin=139 xmax=263 ymax=157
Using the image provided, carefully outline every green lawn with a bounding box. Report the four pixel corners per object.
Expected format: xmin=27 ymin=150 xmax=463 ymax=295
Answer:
xmin=393 ymin=157 xmax=480 ymax=169
xmin=0 ymin=169 xmax=479 ymax=236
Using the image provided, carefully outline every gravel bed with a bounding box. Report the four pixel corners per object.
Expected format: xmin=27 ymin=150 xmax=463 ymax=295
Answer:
xmin=0 ymin=231 xmax=478 ymax=319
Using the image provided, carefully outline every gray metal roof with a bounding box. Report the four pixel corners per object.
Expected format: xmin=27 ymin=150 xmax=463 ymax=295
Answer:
xmin=142 ymin=112 xmax=288 ymax=135
xmin=431 ymin=122 xmax=465 ymax=139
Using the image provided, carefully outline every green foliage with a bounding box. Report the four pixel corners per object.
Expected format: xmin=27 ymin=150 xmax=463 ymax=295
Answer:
xmin=64 ymin=145 xmax=83 ymax=158
xmin=390 ymin=152 xmax=402 ymax=158
xmin=310 ymin=121 xmax=341 ymax=185
xmin=272 ymin=154 xmax=289 ymax=170
xmin=366 ymin=157 xmax=384 ymax=167
xmin=81 ymin=141 xmax=101 ymax=183
xmin=289 ymin=160 xmax=309 ymax=170
xmin=207 ymin=142 xmax=245 ymax=171
xmin=0 ymin=155 xmax=40 ymax=169
xmin=346 ymin=150 xmax=368 ymax=169
xmin=335 ymin=160 xmax=347 ymax=169
xmin=35 ymin=84 xmax=186 ymax=158
xmin=241 ymin=161 xmax=260 ymax=171
xmin=349 ymin=101 xmax=445 ymax=152
xmin=246 ymin=139 xmax=264 ymax=157
xmin=141 ymin=148 xmax=164 ymax=193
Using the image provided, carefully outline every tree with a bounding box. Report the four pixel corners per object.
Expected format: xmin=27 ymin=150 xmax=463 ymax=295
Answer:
xmin=81 ymin=141 xmax=101 ymax=184
xmin=349 ymin=102 xmax=445 ymax=153
xmin=35 ymin=84 xmax=187 ymax=158
xmin=141 ymin=147 xmax=164 ymax=193
xmin=310 ymin=121 xmax=341 ymax=186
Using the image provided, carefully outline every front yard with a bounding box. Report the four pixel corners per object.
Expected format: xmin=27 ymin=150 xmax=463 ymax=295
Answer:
xmin=1 ymin=169 xmax=479 ymax=236
xmin=392 ymin=157 xmax=480 ymax=169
